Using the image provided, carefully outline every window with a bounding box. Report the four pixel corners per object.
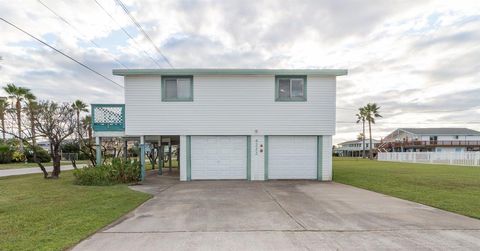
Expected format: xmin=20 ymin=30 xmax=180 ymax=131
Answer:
xmin=162 ymin=76 xmax=193 ymax=101
xmin=275 ymin=76 xmax=307 ymax=101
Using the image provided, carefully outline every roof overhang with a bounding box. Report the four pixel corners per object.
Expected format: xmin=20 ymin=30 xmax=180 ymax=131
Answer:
xmin=113 ymin=68 xmax=348 ymax=77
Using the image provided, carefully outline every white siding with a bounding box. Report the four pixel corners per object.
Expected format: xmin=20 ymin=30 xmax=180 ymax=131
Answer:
xmin=124 ymin=75 xmax=336 ymax=136
xmin=321 ymin=135 xmax=333 ymax=181
xmin=250 ymin=135 xmax=265 ymax=181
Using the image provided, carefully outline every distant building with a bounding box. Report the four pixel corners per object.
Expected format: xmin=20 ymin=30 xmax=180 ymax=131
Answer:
xmin=379 ymin=128 xmax=480 ymax=152
xmin=335 ymin=139 xmax=380 ymax=157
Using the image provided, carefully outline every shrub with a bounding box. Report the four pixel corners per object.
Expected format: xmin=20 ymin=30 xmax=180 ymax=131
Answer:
xmin=24 ymin=146 xmax=52 ymax=163
xmin=0 ymin=144 xmax=12 ymax=164
xmin=73 ymin=158 xmax=141 ymax=186
xmin=11 ymin=151 xmax=25 ymax=162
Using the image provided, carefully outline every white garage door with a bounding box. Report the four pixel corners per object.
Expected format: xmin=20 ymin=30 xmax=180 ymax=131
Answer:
xmin=191 ymin=136 xmax=247 ymax=180
xmin=268 ymin=136 xmax=317 ymax=179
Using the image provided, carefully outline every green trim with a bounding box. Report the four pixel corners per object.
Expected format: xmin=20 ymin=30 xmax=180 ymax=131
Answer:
xmin=264 ymin=135 xmax=269 ymax=180
xmin=161 ymin=75 xmax=194 ymax=102
xmin=140 ymin=143 xmax=146 ymax=181
xmin=275 ymin=75 xmax=307 ymax=102
xmin=247 ymin=136 xmax=251 ymax=181
xmin=186 ymin=136 xmax=191 ymax=181
xmin=113 ymin=68 xmax=348 ymax=77
xmin=317 ymin=136 xmax=323 ymax=181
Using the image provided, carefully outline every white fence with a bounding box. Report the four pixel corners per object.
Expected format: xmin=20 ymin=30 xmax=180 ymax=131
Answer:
xmin=378 ymin=152 xmax=480 ymax=167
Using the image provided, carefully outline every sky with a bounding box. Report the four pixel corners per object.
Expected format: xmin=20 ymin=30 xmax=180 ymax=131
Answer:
xmin=1 ymin=0 xmax=479 ymax=144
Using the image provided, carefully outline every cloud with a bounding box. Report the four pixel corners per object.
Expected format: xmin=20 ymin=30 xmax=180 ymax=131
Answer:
xmin=0 ymin=0 xmax=480 ymax=144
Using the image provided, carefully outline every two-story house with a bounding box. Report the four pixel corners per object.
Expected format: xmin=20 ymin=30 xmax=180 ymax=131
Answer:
xmin=92 ymin=68 xmax=347 ymax=181
xmin=379 ymin=128 xmax=480 ymax=152
xmin=335 ymin=139 xmax=380 ymax=157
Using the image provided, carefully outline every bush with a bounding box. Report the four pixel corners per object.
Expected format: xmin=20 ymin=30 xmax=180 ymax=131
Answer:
xmin=73 ymin=158 xmax=141 ymax=186
xmin=24 ymin=146 xmax=52 ymax=163
xmin=11 ymin=151 xmax=25 ymax=162
xmin=0 ymin=144 xmax=12 ymax=164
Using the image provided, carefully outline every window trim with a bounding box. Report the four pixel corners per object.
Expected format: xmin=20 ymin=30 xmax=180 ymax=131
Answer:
xmin=161 ymin=75 xmax=194 ymax=102
xmin=275 ymin=75 xmax=307 ymax=102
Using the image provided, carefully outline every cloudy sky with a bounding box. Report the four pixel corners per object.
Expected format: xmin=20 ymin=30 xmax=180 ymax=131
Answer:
xmin=1 ymin=0 xmax=479 ymax=143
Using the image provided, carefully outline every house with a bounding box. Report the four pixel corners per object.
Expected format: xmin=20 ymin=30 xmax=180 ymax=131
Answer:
xmin=92 ymin=68 xmax=347 ymax=181
xmin=378 ymin=128 xmax=480 ymax=152
xmin=335 ymin=139 xmax=380 ymax=157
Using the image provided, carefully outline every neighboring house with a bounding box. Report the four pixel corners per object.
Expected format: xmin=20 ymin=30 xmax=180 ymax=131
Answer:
xmin=335 ymin=139 xmax=380 ymax=157
xmin=379 ymin=128 xmax=480 ymax=152
xmin=92 ymin=68 xmax=347 ymax=181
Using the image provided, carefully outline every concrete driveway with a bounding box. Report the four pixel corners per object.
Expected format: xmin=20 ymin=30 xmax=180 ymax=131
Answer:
xmin=74 ymin=174 xmax=480 ymax=250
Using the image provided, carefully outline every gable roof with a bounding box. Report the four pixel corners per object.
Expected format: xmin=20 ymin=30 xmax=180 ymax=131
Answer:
xmin=399 ymin=128 xmax=480 ymax=135
xmin=113 ymin=68 xmax=348 ymax=77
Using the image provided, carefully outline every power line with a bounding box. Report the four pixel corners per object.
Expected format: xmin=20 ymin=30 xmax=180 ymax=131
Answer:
xmin=114 ymin=0 xmax=174 ymax=68
xmin=93 ymin=0 xmax=163 ymax=68
xmin=37 ymin=0 xmax=129 ymax=69
xmin=0 ymin=17 xmax=123 ymax=89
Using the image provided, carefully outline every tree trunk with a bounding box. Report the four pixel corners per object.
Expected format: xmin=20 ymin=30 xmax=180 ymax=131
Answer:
xmin=1 ymin=114 xmax=5 ymax=140
xmin=77 ymin=111 xmax=81 ymax=149
xmin=30 ymin=113 xmax=36 ymax=145
xmin=368 ymin=121 xmax=373 ymax=159
xmin=51 ymin=145 xmax=61 ymax=178
xmin=16 ymin=100 xmax=23 ymax=151
xmin=33 ymin=151 xmax=49 ymax=178
xmin=362 ymin=120 xmax=366 ymax=158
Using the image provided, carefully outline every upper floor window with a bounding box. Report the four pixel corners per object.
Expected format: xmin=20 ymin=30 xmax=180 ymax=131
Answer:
xmin=275 ymin=76 xmax=307 ymax=101
xmin=162 ymin=76 xmax=193 ymax=101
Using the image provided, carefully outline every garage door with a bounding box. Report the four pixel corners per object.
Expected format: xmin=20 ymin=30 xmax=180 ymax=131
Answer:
xmin=191 ymin=136 xmax=247 ymax=180
xmin=268 ymin=136 xmax=317 ymax=179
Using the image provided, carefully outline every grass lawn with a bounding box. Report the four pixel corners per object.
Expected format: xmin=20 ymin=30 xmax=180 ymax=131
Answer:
xmin=333 ymin=158 xmax=480 ymax=219
xmin=0 ymin=171 xmax=151 ymax=251
xmin=0 ymin=160 xmax=90 ymax=170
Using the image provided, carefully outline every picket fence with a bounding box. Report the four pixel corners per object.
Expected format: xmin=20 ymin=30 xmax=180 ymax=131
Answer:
xmin=378 ymin=152 xmax=480 ymax=167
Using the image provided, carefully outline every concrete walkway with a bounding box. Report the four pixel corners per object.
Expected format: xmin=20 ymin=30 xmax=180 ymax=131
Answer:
xmin=74 ymin=171 xmax=480 ymax=250
xmin=0 ymin=164 xmax=86 ymax=177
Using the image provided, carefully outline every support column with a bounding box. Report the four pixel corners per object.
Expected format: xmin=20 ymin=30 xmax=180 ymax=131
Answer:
xmin=124 ymin=138 xmax=128 ymax=160
xmin=168 ymin=139 xmax=172 ymax=173
xmin=140 ymin=136 xmax=146 ymax=181
xmin=158 ymin=137 xmax=163 ymax=175
xmin=95 ymin=136 xmax=102 ymax=166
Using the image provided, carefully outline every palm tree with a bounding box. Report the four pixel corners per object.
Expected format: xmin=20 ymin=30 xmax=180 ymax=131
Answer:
xmin=363 ymin=103 xmax=382 ymax=159
xmin=3 ymin=84 xmax=30 ymax=151
xmin=24 ymin=92 xmax=37 ymax=145
xmin=81 ymin=115 xmax=93 ymax=143
xmin=71 ymin=100 xmax=89 ymax=148
xmin=0 ymin=99 xmax=9 ymax=140
xmin=356 ymin=107 xmax=367 ymax=158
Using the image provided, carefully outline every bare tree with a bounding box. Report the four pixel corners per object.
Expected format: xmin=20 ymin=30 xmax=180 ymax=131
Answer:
xmin=1 ymin=104 xmax=49 ymax=177
xmin=34 ymin=101 xmax=76 ymax=178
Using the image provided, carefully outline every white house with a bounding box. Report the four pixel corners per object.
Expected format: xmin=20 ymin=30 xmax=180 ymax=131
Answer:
xmin=335 ymin=139 xmax=380 ymax=157
xmin=92 ymin=68 xmax=347 ymax=181
xmin=379 ymin=128 xmax=480 ymax=152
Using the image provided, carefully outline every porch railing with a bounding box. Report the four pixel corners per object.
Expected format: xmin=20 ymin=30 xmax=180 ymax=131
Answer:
xmin=91 ymin=104 xmax=125 ymax=131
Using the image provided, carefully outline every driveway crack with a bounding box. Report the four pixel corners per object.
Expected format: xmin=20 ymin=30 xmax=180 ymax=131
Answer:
xmin=262 ymin=184 xmax=307 ymax=230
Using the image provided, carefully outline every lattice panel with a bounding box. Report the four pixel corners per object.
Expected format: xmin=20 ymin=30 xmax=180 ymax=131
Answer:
xmin=94 ymin=106 xmax=123 ymax=124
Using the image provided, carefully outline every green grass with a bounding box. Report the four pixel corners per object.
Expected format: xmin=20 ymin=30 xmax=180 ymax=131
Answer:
xmin=0 ymin=160 xmax=90 ymax=170
xmin=333 ymin=158 xmax=480 ymax=219
xmin=0 ymin=171 xmax=151 ymax=251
